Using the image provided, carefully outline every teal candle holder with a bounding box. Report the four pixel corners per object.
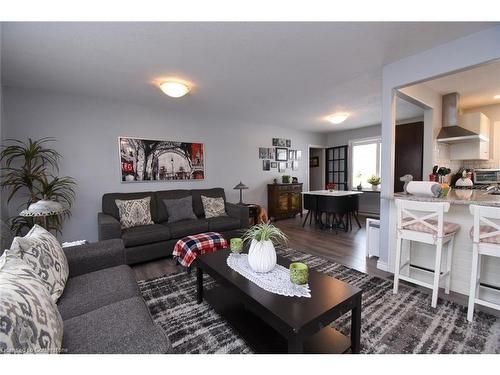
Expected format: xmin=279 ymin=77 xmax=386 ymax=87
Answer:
xmin=289 ymin=262 xmax=308 ymax=285
xmin=230 ymin=238 xmax=243 ymax=254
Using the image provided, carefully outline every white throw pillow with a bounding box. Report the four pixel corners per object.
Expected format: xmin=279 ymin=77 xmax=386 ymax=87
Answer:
xmin=201 ymin=195 xmax=227 ymax=218
xmin=0 ymin=251 xmax=63 ymax=354
xmin=9 ymin=224 xmax=69 ymax=303
xmin=115 ymin=196 xmax=154 ymax=229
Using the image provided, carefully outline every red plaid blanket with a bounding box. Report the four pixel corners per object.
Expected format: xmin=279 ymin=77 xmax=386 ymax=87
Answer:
xmin=173 ymin=232 xmax=228 ymax=267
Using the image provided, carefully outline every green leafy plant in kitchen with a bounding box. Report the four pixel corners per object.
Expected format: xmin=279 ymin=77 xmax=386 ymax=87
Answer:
xmin=367 ymin=175 xmax=381 ymax=186
xmin=282 ymin=175 xmax=291 ymax=184
xmin=0 ymin=137 xmax=76 ymax=235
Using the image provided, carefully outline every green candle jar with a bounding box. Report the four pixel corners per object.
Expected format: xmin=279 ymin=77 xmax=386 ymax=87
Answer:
xmin=230 ymin=238 xmax=243 ymax=254
xmin=289 ymin=262 xmax=308 ymax=285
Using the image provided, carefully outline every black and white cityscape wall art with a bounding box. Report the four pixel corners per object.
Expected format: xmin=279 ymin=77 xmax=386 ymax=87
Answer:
xmin=272 ymin=138 xmax=287 ymax=147
xmin=275 ymin=147 xmax=288 ymax=161
xmin=119 ymin=137 xmax=205 ymax=182
xmin=263 ymin=160 xmax=271 ymax=171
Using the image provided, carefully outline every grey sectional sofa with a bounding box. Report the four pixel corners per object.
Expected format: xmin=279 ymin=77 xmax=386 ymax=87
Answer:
xmin=60 ymin=239 xmax=172 ymax=353
xmin=98 ymin=188 xmax=249 ymax=264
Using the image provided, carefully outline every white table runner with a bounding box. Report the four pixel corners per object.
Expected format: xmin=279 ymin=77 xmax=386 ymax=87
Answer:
xmin=226 ymin=253 xmax=311 ymax=298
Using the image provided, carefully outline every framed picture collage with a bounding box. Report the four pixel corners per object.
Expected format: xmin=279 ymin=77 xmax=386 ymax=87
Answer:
xmin=258 ymin=138 xmax=301 ymax=173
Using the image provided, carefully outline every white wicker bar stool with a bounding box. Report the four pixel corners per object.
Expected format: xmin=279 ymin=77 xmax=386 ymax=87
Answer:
xmin=467 ymin=204 xmax=500 ymax=322
xmin=393 ymin=199 xmax=460 ymax=308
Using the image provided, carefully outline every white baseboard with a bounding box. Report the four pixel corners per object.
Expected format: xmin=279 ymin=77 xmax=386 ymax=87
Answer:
xmin=377 ymin=260 xmax=389 ymax=272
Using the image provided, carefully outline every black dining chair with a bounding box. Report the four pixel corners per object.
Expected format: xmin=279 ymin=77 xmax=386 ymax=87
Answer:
xmin=347 ymin=194 xmax=361 ymax=230
xmin=317 ymin=195 xmax=351 ymax=233
xmin=302 ymin=194 xmax=318 ymax=227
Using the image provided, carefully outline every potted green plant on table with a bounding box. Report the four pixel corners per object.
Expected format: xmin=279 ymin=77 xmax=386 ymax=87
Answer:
xmin=242 ymin=222 xmax=288 ymax=273
xmin=367 ymin=175 xmax=381 ymax=191
xmin=0 ymin=137 xmax=76 ymax=235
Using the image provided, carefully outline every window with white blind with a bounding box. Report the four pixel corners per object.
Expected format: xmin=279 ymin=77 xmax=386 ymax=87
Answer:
xmin=350 ymin=137 xmax=382 ymax=188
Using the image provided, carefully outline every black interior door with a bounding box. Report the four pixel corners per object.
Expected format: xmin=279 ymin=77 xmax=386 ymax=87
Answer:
xmin=394 ymin=122 xmax=424 ymax=192
xmin=326 ymin=145 xmax=348 ymax=191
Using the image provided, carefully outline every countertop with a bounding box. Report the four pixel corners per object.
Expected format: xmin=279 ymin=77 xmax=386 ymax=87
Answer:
xmin=393 ymin=189 xmax=500 ymax=207
xmin=302 ymin=190 xmax=363 ymax=197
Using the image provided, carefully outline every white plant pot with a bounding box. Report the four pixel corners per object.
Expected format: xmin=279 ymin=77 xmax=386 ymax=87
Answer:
xmin=371 ymin=184 xmax=379 ymax=191
xmin=247 ymin=239 xmax=277 ymax=273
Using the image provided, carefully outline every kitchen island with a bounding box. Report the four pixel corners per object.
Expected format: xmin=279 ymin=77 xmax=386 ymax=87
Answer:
xmin=387 ymin=189 xmax=500 ymax=304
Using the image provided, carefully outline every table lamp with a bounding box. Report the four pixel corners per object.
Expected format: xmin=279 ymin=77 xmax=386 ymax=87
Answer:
xmin=233 ymin=182 xmax=249 ymax=205
xmin=19 ymin=199 xmax=67 ymax=229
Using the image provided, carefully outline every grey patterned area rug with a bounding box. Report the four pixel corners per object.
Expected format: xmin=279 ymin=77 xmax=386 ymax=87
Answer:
xmin=138 ymin=248 xmax=500 ymax=354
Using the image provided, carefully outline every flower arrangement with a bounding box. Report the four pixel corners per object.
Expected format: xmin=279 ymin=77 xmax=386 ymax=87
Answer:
xmin=326 ymin=182 xmax=336 ymax=192
xmin=367 ymin=175 xmax=381 ymax=186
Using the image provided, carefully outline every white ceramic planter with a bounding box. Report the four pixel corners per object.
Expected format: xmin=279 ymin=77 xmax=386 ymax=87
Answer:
xmin=247 ymin=239 xmax=277 ymax=273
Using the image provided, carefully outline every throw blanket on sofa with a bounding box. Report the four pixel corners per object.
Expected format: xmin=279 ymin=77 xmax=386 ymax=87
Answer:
xmin=173 ymin=232 xmax=228 ymax=267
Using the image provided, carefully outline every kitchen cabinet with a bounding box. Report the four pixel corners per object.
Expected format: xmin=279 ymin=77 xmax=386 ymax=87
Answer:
xmin=450 ymin=113 xmax=490 ymax=160
xmin=268 ymin=183 xmax=303 ymax=221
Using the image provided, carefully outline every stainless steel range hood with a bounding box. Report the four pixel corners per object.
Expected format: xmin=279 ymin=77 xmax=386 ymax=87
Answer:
xmin=436 ymin=93 xmax=489 ymax=143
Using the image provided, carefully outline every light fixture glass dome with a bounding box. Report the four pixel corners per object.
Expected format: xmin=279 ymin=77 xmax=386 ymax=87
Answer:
xmin=159 ymin=81 xmax=190 ymax=98
xmin=326 ymin=112 xmax=349 ymax=124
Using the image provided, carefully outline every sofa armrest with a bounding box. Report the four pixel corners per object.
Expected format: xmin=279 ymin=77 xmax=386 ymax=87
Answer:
xmin=226 ymin=202 xmax=249 ymax=229
xmin=98 ymin=212 xmax=122 ymax=241
xmin=63 ymin=239 xmax=126 ymax=277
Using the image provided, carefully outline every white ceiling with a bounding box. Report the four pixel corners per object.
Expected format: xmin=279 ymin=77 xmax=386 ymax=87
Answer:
xmin=2 ymin=22 xmax=496 ymax=133
xmin=422 ymin=60 xmax=500 ymax=109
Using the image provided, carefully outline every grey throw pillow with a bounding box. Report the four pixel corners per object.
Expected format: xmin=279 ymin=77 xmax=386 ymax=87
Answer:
xmin=115 ymin=197 xmax=154 ymax=229
xmin=9 ymin=224 xmax=69 ymax=303
xmin=0 ymin=251 xmax=64 ymax=354
xmin=163 ymin=196 xmax=197 ymax=223
xmin=201 ymin=195 xmax=227 ymax=218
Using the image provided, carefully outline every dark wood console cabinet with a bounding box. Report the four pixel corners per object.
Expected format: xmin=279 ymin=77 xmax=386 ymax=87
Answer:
xmin=267 ymin=183 xmax=303 ymax=221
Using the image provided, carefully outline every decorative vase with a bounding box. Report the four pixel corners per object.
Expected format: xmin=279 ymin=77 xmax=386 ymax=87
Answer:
xmin=357 ymin=183 xmax=363 ymax=191
xmin=289 ymin=262 xmax=308 ymax=285
xmin=230 ymin=237 xmax=243 ymax=254
xmin=248 ymin=239 xmax=276 ymax=273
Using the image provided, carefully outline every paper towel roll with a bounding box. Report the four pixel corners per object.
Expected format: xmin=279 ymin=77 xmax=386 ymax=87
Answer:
xmin=406 ymin=181 xmax=442 ymax=197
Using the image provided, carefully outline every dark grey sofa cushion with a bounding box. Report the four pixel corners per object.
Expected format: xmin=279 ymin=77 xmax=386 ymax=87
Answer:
xmin=191 ymin=188 xmax=226 ymax=218
xmin=162 ymin=196 xmax=197 ymax=223
xmin=124 ymin=240 xmax=177 ymax=265
xmin=62 ymin=297 xmax=172 ymax=354
xmin=155 ymin=189 xmax=191 ymax=223
xmin=164 ymin=219 xmax=209 ymax=238
xmin=63 ymin=239 xmax=125 ymax=277
xmin=102 ymin=191 xmax=157 ymax=221
xmin=121 ymin=224 xmax=171 ymax=248
xmin=208 ymin=216 xmax=241 ymax=232
xmin=57 ymin=265 xmax=139 ymax=320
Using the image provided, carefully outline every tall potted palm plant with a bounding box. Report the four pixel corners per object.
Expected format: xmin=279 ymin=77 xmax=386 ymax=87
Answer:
xmin=0 ymin=137 xmax=76 ymax=235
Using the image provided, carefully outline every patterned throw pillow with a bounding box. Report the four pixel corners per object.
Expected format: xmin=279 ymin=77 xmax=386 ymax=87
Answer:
xmin=115 ymin=197 xmax=154 ymax=229
xmin=0 ymin=251 xmax=63 ymax=354
xmin=9 ymin=224 xmax=69 ymax=303
xmin=201 ymin=195 xmax=227 ymax=218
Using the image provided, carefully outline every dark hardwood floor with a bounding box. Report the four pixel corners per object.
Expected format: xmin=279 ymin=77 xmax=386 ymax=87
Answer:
xmin=132 ymin=214 xmax=390 ymax=281
xmin=132 ymin=214 xmax=499 ymax=318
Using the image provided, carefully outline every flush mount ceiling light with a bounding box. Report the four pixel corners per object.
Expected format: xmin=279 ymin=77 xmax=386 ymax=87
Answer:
xmin=494 ymin=94 xmax=500 ymax=100
xmin=326 ymin=113 xmax=349 ymax=124
xmin=159 ymin=81 xmax=190 ymax=98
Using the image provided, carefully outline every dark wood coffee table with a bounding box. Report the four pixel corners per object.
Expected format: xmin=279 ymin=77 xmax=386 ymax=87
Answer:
xmin=195 ymin=249 xmax=362 ymax=354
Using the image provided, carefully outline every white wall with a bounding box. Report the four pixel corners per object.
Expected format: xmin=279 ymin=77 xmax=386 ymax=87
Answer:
xmin=2 ymin=87 xmax=324 ymax=242
xmin=327 ymin=124 xmax=381 ymax=148
xmin=380 ymin=25 xmax=500 ymax=271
